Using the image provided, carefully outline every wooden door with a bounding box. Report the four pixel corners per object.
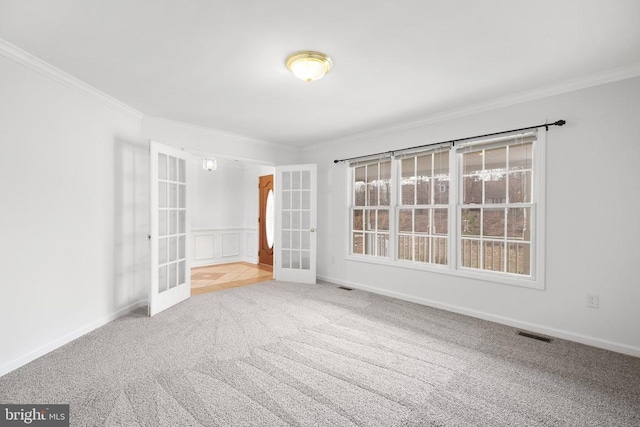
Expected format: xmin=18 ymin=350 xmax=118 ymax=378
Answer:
xmin=258 ymin=174 xmax=274 ymax=266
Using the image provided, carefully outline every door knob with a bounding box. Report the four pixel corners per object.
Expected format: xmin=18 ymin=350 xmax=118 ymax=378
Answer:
xmin=310 ymin=228 xmax=316 ymax=232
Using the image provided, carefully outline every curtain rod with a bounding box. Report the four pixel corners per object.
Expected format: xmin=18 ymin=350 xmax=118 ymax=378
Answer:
xmin=333 ymin=119 xmax=566 ymax=164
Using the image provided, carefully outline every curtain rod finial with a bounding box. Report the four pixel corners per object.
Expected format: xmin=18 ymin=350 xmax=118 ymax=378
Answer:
xmin=333 ymin=159 xmax=339 ymax=163
xmin=555 ymin=119 xmax=566 ymax=126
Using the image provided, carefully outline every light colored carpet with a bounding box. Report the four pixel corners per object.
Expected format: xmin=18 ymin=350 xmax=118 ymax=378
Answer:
xmin=1 ymin=280 xmax=639 ymax=426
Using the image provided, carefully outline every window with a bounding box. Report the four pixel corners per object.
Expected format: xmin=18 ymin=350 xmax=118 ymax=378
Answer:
xmin=458 ymin=134 xmax=536 ymax=276
xmin=350 ymin=159 xmax=391 ymax=256
xmin=347 ymin=130 xmax=544 ymax=287
xmin=397 ymin=148 xmax=449 ymax=265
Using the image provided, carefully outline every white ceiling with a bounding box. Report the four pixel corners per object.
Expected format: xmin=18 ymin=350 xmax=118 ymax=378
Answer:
xmin=1 ymin=0 xmax=639 ymax=147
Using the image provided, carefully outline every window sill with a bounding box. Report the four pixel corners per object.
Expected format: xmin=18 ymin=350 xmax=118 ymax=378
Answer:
xmin=344 ymin=254 xmax=544 ymax=290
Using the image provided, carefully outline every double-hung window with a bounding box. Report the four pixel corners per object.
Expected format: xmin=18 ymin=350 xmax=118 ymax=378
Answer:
xmin=397 ymin=146 xmax=450 ymax=265
xmin=350 ymin=158 xmax=391 ymax=257
xmin=457 ymin=133 xmax=537 ymax=277
xmin=347 ymin=129 xmax=544 ymax=287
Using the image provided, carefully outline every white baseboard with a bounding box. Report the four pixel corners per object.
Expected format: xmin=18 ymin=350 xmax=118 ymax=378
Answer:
xmin=0 ymin=299 xmax=148 ymax=378
xmin=318 ymin=275 xmax=640 ymax=358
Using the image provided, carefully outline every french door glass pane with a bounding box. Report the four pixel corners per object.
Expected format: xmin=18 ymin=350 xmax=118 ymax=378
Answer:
xmin=292 ymin=211 xmax=300 ymax=229
xmin=159 ymin=182 xmax=167 ymax=208
xmin=159 ymin=237 xmax=168 ymax=265
xmin=178 ymin=261 xmax=186 ymax=285
xmin=291 ymin=251 xmax=300 ymax=268
xmin=178 ymin=184 xmax=186 ymax=208
xmin=169 ymin=210 xmax=177 ymax=235
xmin=178 ymin=236 xmax=185 ymax=259
xmin=158 ymin=154 xmax=167 ymax=180
xmin=282 ymin=171 xmax=291 ymax=190
xmin=282 ymin=190 xmax=291 ymax=209
xmin=292 ymin=171 xmax=300 ymax=190
xmin=168 ymin=156 xmax=177 ymax=182
xmin=169 ymin=262 xmax=177 ymax=289
xmin=159 ymin=265 xmax=168 ymax=292
xmin=169 ymin=183 xmax=177 ymax=208
xmin=282 ymin=250 xmax=291 ymax=268
xmin=178 ymin=159 xmax=186 ymax=183
xmin=159 ymin=210 xmax=167 ymax=236
xmin=169 ymin=237 xmax=177 ymax=262
xmin=292 ymin=191 xmax=301 ymax=209
xmin=302 ymin=171 xmax=310 ymax=189
xmin=301 ymin=251 xmax=310 ymax=270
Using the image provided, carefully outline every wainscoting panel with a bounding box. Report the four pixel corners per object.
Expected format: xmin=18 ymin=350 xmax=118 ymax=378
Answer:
xmin=222 ymin=233 xmax=240 ymax=257
xmin=191 ymin=228 xmax=257 ymax=267
xmin=193 ymin=235 xmax=215 ymax=260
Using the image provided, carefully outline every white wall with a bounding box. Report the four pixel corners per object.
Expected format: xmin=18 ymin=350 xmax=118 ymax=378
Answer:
xmin=191 ymin=157 xmax=246 ymax=229
xmin=0 ymin=54 xmax=148 ymax=375
xmin=303 ymin=76 xmax=640 ymax=356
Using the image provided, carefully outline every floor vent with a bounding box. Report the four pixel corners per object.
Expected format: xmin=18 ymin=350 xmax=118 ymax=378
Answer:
xmin=337 ymin=286 xmax=354 ymax=291
xmin=517 ymin=331 xmax=552 ymax=343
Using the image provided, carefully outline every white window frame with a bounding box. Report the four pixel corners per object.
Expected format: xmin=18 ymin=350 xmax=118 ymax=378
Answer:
xmin=345 ymin=130 xmax=546 ymax=290
xmin=348 ymin=159 xmax=393 ymax=258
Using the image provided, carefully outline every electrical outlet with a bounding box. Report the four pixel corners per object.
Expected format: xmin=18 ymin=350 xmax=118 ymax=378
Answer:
xmin=586 ymin=293 xmax=599 ymax=308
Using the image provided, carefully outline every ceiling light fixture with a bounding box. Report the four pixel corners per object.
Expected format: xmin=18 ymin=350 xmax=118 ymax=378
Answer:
xmin=286 ymin=51 xmax=333 ymax=82
xmin=203 ymin=157 xmax=217 ymax=171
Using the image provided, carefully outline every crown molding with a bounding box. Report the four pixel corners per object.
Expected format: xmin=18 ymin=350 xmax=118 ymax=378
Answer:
xmin=304 ymin=62 xmax=640 ymax=152
xmin=0 ymin=38 xmax=143 ymax=119
xmin=142 ymin=115 xmax=299 ymax=152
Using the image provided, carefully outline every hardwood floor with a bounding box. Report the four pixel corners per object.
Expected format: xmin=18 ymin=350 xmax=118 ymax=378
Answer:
xmin=191 ymin=262 xmax=273 ymax=295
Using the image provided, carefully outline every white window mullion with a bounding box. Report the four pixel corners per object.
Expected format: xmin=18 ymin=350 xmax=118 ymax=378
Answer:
xmin=389 ymin=157 xmax=398 ymax=261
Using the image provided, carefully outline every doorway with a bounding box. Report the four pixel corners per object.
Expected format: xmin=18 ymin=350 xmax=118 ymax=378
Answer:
xmin=258 ymin=174 xmax=274 ymax=266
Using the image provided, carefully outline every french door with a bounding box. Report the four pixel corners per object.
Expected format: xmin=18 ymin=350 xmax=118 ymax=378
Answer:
xmin=274 ymin=164 xmax=317 ymax=284
xmin=149 ymin=140 xmax=190 ymax=316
